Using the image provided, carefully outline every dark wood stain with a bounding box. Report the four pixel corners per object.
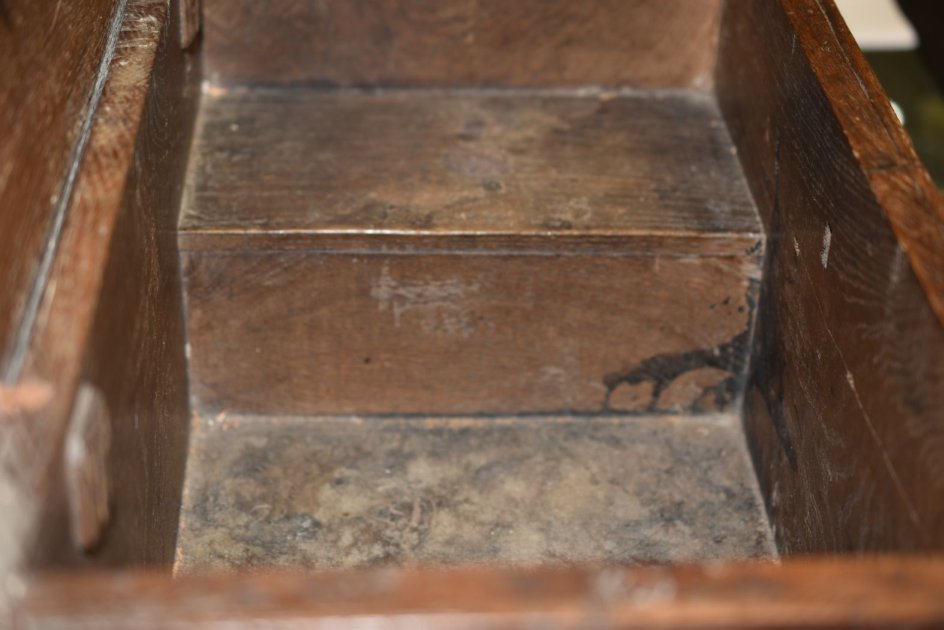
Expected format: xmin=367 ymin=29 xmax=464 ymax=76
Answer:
xmin=603 ymin=325 xmax=754 ymax=415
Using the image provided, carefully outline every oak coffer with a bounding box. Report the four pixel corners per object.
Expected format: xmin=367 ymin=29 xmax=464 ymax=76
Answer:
xmin=2 ymin=0 xmax=944 ymax=627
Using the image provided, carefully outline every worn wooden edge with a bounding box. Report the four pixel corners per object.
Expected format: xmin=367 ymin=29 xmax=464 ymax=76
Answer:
xmin=1 ymin=0 xmax=197 ymax=568
xmin=12 ymin=557 xmax=944 ymax=628
xmin=177 ymin=230 xmax=765 ymax=258
xmin=0 ymin=0 xmax=121 ymax=373
xmin=786 ymin=0 xmax=944 ymax=324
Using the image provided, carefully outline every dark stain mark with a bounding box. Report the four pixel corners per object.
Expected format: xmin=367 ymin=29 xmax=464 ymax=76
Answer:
xmin=481 ymin=179 xmax=502 ymax=193
xmin=603 ymin=328 xmax=751 ymax=414
xmin=363 ymin=357 xmax=372 ymax=365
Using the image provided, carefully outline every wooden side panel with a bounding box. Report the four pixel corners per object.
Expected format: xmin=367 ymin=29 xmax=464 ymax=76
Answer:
xmin=183 ymin=249 xmax=759 ymax=416
xmin=10 ymin=0 xmax=198 ymax=567
xmin=0 ymin=0 xmax=118 ymax=372
xmin=16 ymin=559 xmax=944 ymax=628
xmin=717 ymin=0 xmax=944 ymax=552
xmin=201 ymin=0 xmax=721 ymax=88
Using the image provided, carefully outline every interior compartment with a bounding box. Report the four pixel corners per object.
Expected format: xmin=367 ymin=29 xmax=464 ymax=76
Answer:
xmin=162 ymin=0 xmax=777 ymax=572
xmin=10 ymin=1 xmax=944 ymax=624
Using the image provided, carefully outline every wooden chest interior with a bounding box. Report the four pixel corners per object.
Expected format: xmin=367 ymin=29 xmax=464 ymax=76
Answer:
xmin=4 ymin=0 xmax=944 ymax=625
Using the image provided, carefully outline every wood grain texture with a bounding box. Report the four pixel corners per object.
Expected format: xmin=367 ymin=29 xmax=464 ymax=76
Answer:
xmin=201 ymin=0 xmax=721 ymax=89
xmin=8 ymin=0 xmax=199 ymax=567
xmin=0 ymin=0 xmax=119 ymax=373
xmin=179 ymin=89 xmax=760 ymax=237
xmin=180 ymin=87 xmax=763 ymax=416
xmin=16 ymin=558 xmax=944 ymax=628
xmin=183 ymin=251 xmax=759 ymax=416
xmin=717 ymin=0 xmax=944 ymax=552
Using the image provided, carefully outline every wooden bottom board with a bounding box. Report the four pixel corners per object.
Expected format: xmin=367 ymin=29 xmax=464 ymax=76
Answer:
xmin=175 ymin=415 xmax=774 ymax=571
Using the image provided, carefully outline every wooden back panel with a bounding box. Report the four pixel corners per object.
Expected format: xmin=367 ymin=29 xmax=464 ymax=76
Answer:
xmin=717 ymin=0 xmax=944 ymax=552
xmin=202 ymin=0 xmax=722 ymax=88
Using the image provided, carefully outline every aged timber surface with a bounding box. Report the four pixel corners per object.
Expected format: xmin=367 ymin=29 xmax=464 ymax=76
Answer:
xmin=15 ymin=0 xmax=198 ymax=567
xmin=179 ymin=87 xmax=763 ymax=417
xmin=0 ymin=0 xmax=118 ymax=372
xmin=201 ymin=0 xmax=721 ymax=89
xmin=175 ymin=414 xmax=774 ymax=571
xmin=20 ymin=559 xmax=944 ymax=629
xmin=179 ymin=89 xmax=761 ymax=238
xmin=717 ymin=0 xmax=944 ymax=551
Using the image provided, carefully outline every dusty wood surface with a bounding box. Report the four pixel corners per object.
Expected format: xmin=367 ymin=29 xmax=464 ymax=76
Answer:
xmin=175 ymin=414 xmax=772 ymax=571
xmin=8 ymin=0 xmax=198 ymax=567
xmin=16 ymin=558 xmax=944 ymax=628
xmin=201 ymin=0 xmax=721 ymax=89
xmin=179 ymin=89 xmax=759 ymax=237
xmin=0 ymin=0 xmax=119 ymax=374
xmin=717 ymin=0 xmax=944 ymax=552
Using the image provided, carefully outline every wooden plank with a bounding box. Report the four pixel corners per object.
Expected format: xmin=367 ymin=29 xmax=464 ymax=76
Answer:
xmin=716 ymin=0 xmax=944 ymax=552
xmin=0 ymin=0 xmax=119 ymax=374
xmin=201 ymin=0 xmax=721 ymax=88
xmin=7 ymin=0 xmax=198 ymax=567
xmin=183 ymin=251 xmax=759 ymax=416
xmin=179 ymin=89 xmax=761 ymax=238
xmin=15 ymin=558 xmax=944 ymax=628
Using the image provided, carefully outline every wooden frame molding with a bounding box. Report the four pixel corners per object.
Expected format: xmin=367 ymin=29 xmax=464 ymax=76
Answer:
xmin=15 ymin=558 xmax=944 ymax=628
